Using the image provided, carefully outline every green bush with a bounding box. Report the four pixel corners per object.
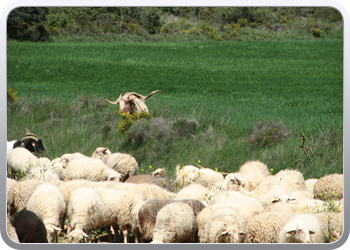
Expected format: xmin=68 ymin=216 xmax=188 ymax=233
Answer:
xmin=246 ymin=120 xmax=289 ymax=148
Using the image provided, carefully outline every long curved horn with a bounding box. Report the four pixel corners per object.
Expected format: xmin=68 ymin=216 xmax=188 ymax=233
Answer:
xmin=105 ymin=99 xmax=119 ymax=105
xmin=144 ymin=90 xmax=162 ymax=100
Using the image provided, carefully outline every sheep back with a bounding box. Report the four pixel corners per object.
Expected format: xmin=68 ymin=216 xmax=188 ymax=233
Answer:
xmin=244 ymin=212 xmax=294 ymax=243
xmin=7 ymin=147 xmax=39 ymax=174
xmin=125 ymin=174 xmax=176 ymax=192
xmin=313 ymin=174 xmax=343 ymax=200
xmin=152 ymin=202 xmax=196 ymax=243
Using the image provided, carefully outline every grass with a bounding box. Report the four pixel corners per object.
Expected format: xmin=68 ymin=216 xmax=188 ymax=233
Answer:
xmin=7 ymin=39 xmax=343 ymax=180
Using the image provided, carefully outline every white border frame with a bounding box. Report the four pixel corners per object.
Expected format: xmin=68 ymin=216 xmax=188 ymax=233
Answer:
xmin=1 ymin=1 xmax=348 ymax=250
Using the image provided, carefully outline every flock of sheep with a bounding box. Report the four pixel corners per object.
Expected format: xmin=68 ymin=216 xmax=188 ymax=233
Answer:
xmin=6 ymin=135 xmax=344 ymax=244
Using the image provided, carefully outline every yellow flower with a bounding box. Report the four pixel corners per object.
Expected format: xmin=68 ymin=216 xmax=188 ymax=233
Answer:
xmin=149 ymin=165 xmax=152 ymax=169
xmin=198 ymin=160 xmax=201 ymax=163
xmin=141 ymin=169 xmax=144 ymax=172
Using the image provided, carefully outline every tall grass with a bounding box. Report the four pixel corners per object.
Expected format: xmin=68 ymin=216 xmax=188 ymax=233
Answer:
xmin=7 ymin=39 xmax=343 ymax=179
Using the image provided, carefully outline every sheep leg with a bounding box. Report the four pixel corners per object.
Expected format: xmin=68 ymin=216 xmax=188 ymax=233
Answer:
xmin=133 ymin=229 xmax=140 ymax=243
xmin=121 ymin=227 xmax=129 ymax=243
xmin=112 ymin=224 xmax=123 ymax=243
xmin=106 ymin=225 xmax=114 ymax=243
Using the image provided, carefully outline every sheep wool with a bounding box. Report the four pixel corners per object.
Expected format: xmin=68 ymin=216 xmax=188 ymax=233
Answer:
xmin=244 ymin=212 xmax=294 ymax=243
xmin=278 ymin=214 xmax=324 ymax=243
xmin=236 ymin=160 xmax=270 ymax=192
xmin=64 ymin=157 xmax=122 ymax=182
xmin=94 ymin=187 xmax=143 ymax=243
xmin=91 ymin=147 xmax=138 ymax=182
xmin=313 ymin=174 xmax=343 ymax=200
xmin=175 ymin=183 xmax=211 ymax=202
xmin=67 ymin=186 xmax=104 ymax=243
xmin=7 ymin=179 xmax=44 ymax=217
xmin=152 ymin=203 xmax=196 ymax=243
xmin=204 ymin=205 xmax=246 ymax=243
xmin=7 ymin=147 xmax=39 ymax=175
xmin=26 ymin=182 xmax=65 ymax=243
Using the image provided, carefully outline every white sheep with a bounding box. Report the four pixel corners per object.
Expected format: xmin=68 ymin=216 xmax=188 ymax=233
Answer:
xmin=175 ymin=164 xmax=199 ymax=187
xmin=313 ymin=173 xmax=343 ymax=200
xmin=7 ymin=179 xmax=44 ymax=217
xmin=197 ymin=203 xmax=240 ymax=243
xmin=138 ymin=198 xmax=205 ymax=243
xmin=25 ymin=165 xmax=61 ymax=183
xmin=263 ymin=195 xmax=296 ymax=214
xmin=94 ymin=186 xmax=143 ymax=243
xmin=195 ymin=168 xmax=224 ymax=189
xmin=151 ymin=202 xmax=196 ymax=243
xmin=208 ymin=190 xmax=264 ymax=221
xmin=26 ymin=182 xmax=65 ymax=243
xmin=6 ymin=215 xmax=19 ymax=243
xmin=151 ymin=168 xmax=167 ymax=177
xmin=7 ymin=140 xmax=22 ymax=160
xmin=63 ymin=157 xmax=123 ymax=182
xmin=61 ymin=152 xmax=88 ymax=168
xmin=175 ymin=183 xmax=211 ymax=202
xmin=305 ymin=178 xmax=318 ymax=195
xmin=315 ymin=211 xmax=343 ymax=243
xmin=66 ymin=186 xmax=105 ymax=243
xmin=221 ymin=161 xmax=270 ymax=192
xmin=244 ymin=212 xmax=294 ymax=243
xmin=7 ymin=147 xmax=39 ymax=176
xmin=204 ymin=204 xmax=246 ymax=243
xmin=278 ymin=214 xmax=324 ymax=243
xmin=91 ymin=147 xmax=138 ymax=182
xmin=260 ymin=169 xmax=309 ymax=205
xmin=6 ymin=177 xmax=17 ymax=202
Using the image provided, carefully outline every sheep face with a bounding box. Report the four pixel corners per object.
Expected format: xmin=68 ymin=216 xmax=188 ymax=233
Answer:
xmin=46 ymin=224 xmax=62 ymax=243
xmin=222 ymin=173 xmax=246 ymax=190
xmin=286 ymin=224 xmax=315 ymax=243
xmin=218 ymin=226 xmax=246 ymax=243
xmin=91 ymin=147 xmax=112 ymax=159
xmin=272 ymin=195 xmax=296 ymax=203
xmin=151 ymin=168 xmax=167 ymax=178
xmin=67 ymin=229 xmax=89 ymax=243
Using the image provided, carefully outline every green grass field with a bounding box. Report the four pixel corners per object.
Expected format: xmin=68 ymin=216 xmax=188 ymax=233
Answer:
xmin=7 ymin=39 xmax=343 ymax=180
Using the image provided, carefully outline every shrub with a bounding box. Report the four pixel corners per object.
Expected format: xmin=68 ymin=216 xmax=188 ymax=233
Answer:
xmin=172 ymin=118 xmax=198 ymax=138
xmin=117 ymin=111 xmax=151 ymax=134
xmin=313 ymin=28 xmax=321 ymax=38
xmin=127 ymin=117 xmax=172 ymax=143
xmin=246 ymin=120 xmax=289 ymax=147
xmin=7 ymin=87 xmax=19 ymax=102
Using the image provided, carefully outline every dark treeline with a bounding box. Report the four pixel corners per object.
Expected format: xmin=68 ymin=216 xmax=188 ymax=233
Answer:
xmin=7 ymin=7 xmax=343 ymax=42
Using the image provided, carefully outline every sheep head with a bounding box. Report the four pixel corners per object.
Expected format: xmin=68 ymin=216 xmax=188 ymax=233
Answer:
xmin=91 ymin=147 xmax=112 ymax=159
xmin=151 ymin=168 xmax=167 ymax=178
xmin=105 ymin=90 xmax=162 ymax=114
xmin=67 ymin=228 xmax=89 ymax=243
xmin=219 ymin=226 xmax=246 ymax=243
xmin=286 ymin=224 xmax=315 ymax=243
xmin=45 ymin=224 xmax=62 ymax=243
xmin=20 ymin=128 xmax=45 ymax=154
xmin=272 ymin=194 xmax=296 ymax=203
xmin=221 ymin=173 xmax=246 ymax=190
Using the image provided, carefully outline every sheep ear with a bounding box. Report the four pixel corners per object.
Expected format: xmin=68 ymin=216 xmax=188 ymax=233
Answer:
xmin=220 ymin=230 xmax=229 ymax=236
xmin=272 ymin=199 xmax=281 ymax=203
xmin=288 ymin=198 xmax=296 ymax=202
xmin=53 ymin=225 xmax=62 ymax=231
xmin=236 ymin=176 xmax=245 ymax=186
xmin=309 ymin=230 xmax=316 ymax=235
xmin=239 ymin=231 xmax=246 ymax=236
xmin=82 ymin=231 xmax=89 ymax=238
xmin=286 ymin=229 xmax=297 ymax=236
